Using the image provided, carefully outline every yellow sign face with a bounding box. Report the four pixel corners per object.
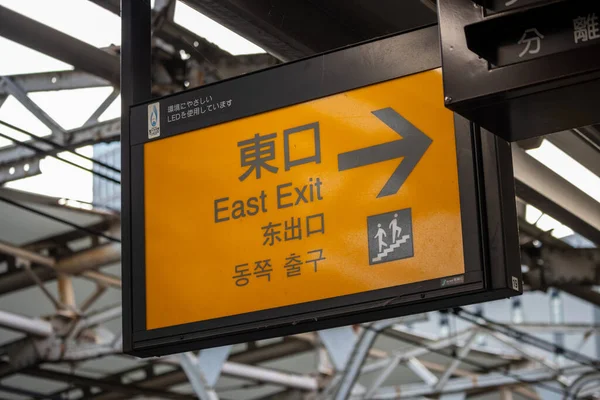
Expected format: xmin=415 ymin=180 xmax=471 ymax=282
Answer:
xmin=144 ymin=69 xmax=465 ymax=330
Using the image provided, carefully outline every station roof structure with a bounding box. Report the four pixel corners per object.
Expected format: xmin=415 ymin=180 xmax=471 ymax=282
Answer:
xmin=0 ymin=1 xmax=598 ymax=399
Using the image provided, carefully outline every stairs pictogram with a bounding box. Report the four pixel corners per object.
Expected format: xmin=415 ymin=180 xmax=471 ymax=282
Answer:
xmin=372 ymin=235 xmax=411 ymax=263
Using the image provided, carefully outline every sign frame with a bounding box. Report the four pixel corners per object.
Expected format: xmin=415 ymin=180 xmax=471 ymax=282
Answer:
xmin=122 ymin=25 xmax=521 ymax=358
xmin=439 ymin=0 xmax=600 ymax=141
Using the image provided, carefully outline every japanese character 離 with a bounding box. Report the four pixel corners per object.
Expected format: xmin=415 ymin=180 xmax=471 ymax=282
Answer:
xmin=574 ymin=13 xmax=600 ymax=43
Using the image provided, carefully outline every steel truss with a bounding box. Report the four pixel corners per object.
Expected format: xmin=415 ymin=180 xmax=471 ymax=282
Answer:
xmin=0 ymin=0 xmax=598 ymax=399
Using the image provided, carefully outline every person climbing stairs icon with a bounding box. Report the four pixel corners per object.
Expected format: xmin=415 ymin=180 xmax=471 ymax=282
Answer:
xmin=374 ymin=223 xmax=388 ymax=253
xmin=368 ymin=208 xmax=414 ymax=265
xmin=389 ymin=213 xmax=402 ymax=243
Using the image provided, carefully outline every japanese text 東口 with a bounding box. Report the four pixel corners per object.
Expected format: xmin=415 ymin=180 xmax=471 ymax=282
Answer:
xmin=238 ymin=122 xmax=321 ymax=182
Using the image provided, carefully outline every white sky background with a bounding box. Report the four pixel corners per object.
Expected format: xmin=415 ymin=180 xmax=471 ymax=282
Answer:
xmin=0 ymin=0 xmax=264 ymax=203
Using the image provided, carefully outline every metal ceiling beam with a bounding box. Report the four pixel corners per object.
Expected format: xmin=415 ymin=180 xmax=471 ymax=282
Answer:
xmin=577 ymin=124 xmax=600 ymax=150
xmin=0 ymin=118 xmax=120 ymax=185
xmin=81 ymin=270 xmax=121 ymax=288
xmin=153 ymin=13 xmax=280 ymax=87
xmin=222 ymin=361 xmax=318 ymax=391
xmin=0 ymin=5 xmax=120 ymax=87
xmin=559 ymin=286 xmax=600 ymax=308
xmin=0 ymin=77 xmax=66 ymax=136
xmin=180 ymin=0 xmax=366 ymax=61
xmin=0 ymin=243 xmax=120 ymax=296
xmin=513 ymin=146 xmax=600 ymax=245
xmin=0 ymin=383 xmax=48 ymax=400
xmin=181 ymin=0 xmax=435 ymax=62
xmin=546 ymin=130 xmax=600 ymax=178
xmin=0 ymin=71 xmax=110 ymax=95
xmin=156 ymin=18 xmax=236 ymax=63
xmin=89 ymin=338 xmax=314 ymax=400
xmin=0 ymin=118 xmax=120 ymax=162
xmin=0 ymin=159 xmax=42 ymax=184
xmin=22 ymin=368 xmax=195 ymax=400
xmin=90 ymin=0 xmax=281 ymax=86
xmin=371 ymin=365 xmax=594 ymax=399
xmin=0 ymin=240 xmax=55 ymax=267
xmin=505 ymin=323 xmax=600 ymax=334
xmin=522 ymin=244 xmax=600 ymax=289
xmin=85 ymin=89 xmax=120 ymax=126
xmin=25 ymin=220 xmax=118 ymax=251
xmin=0 ymin=310 xmax=53 ymax=337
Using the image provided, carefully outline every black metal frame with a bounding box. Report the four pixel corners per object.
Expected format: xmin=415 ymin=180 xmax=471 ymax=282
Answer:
xmin=121 ymin=8 xmax=521 ymax=357
xmin=438 ymin=0 xmax=600 ymax=141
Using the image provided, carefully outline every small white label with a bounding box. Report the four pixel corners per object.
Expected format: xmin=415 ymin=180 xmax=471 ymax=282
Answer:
xmin=148 ymin=102 xmax=160 ymax=139
xmin=512 ymin=276 xmax=520 ymax=291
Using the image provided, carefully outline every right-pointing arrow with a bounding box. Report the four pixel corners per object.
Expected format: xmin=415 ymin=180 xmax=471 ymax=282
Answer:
xmin=337 ymin=107 xmax=432 ymax=198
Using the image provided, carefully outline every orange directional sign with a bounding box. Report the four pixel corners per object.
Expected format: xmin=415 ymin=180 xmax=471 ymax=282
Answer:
xmin=143 ymin=70 xmax=466 ymax=330
xmin=124 ymin=28 xmax=521 ymax=357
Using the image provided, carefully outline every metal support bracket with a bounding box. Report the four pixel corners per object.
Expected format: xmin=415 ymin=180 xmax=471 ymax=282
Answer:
xmin=0 ymin=158 xmax=41 ymax=184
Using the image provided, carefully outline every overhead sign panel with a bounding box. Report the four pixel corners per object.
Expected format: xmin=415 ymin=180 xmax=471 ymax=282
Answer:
xmin=123 ymin=26 xmax=521 ymax=357
xmin=143 ymin=71 xmax=465 ymax=330
xmin=439 ymin=0 xmax=600 ymax=141
xmin=466 ymin=1 xmax=600 ymax=67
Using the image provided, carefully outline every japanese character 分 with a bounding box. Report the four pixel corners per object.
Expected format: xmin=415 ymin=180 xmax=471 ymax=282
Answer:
xmin=284 ymin=217 xmax=302 ymax=241
xmin=238 ymin=133 xmax=279 ymax=181
xmin=254 ymin=259 xmax=273 ymax=281
xmin=517 ymin=28 xmax=544 ymax=58
xmin=283 ymin=122 xmax=321 ymax=171
xmin=306 ymin=249 xmax=325 ymax=272
xmin=284 ymin=253 xmax=302 ymax=277
xmin=232 ymin=264 xmax=251 ymax=286
xmin=306 ymin=213 xmax=325 ymax=237
xmin=167 ymin=105 xmax=174 ymax=113
xmin=262 ymin=221 xmax=282 ymax=246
